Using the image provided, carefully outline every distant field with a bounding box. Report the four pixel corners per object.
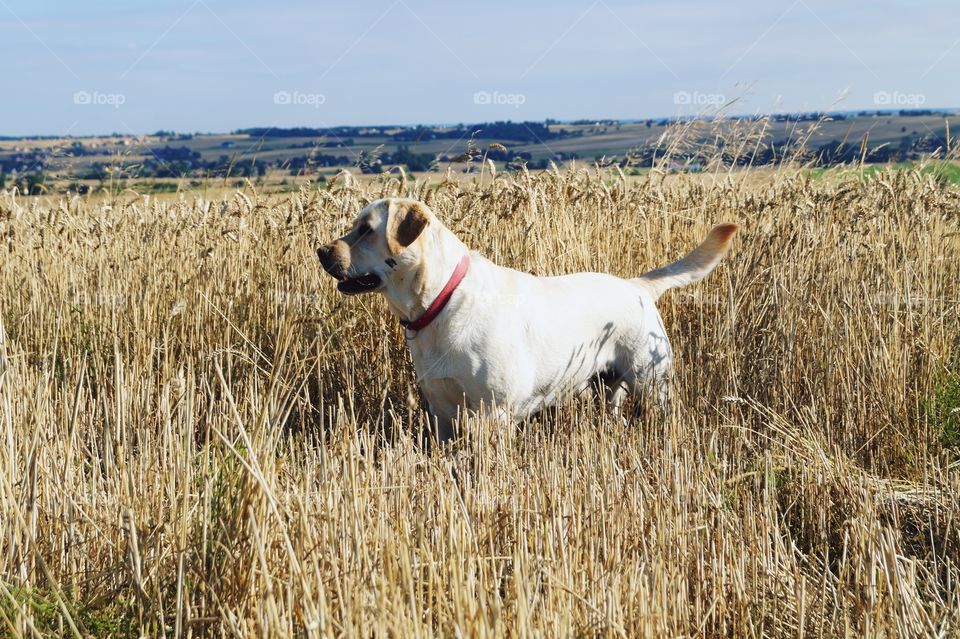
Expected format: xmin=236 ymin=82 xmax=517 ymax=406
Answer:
xmin=808 ymin=160 xmax=960 ymax=185
xmin=2 ymin=111 xmax=958 ymax=196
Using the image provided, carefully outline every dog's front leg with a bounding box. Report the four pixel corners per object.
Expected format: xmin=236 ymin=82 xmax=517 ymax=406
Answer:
xmin=423 ymin=412 xmax=457 ymax=446
xmin=419 ymin=378 xmax=468 ymax=445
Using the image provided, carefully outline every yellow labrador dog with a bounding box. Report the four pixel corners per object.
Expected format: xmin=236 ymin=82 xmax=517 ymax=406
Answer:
xmin=318 ymin=198 xmax=737 ymax=441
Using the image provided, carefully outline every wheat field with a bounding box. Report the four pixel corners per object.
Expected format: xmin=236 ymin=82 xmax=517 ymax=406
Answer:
xmin=1 ymin=165 xmax=959 ymax=637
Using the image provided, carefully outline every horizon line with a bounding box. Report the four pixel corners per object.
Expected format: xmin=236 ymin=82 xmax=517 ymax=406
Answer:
xmin=3 ymin=107 xmax=958 ymax=140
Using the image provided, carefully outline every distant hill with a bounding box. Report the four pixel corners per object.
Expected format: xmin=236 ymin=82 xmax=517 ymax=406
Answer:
xmin=2 ymin=110 xmax=958 ymax=194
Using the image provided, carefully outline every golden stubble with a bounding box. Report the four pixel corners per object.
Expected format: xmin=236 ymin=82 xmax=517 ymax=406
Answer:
xmin=0 ymin=166 xmax=958 ymax=637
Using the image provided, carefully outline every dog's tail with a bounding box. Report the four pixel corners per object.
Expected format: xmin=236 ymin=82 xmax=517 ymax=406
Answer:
xmin=635 ymin=223 xmax=738 ymax=300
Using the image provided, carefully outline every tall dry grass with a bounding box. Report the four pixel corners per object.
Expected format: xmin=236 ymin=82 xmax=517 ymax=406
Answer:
xmin=1 ymin=165 xmax=959 ymax=637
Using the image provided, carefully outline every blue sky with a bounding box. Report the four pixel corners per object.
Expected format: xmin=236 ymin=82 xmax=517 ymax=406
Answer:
xmin=1 ymin=0 xmax=957 ymax=136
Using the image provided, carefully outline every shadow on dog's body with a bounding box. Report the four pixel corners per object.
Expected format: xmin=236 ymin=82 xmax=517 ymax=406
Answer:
xmin=318 ymin=198 xmax=737 ymax=442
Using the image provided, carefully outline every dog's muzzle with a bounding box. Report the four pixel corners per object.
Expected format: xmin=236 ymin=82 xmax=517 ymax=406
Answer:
xmin=317 ymin=244 xmax=383 ymax=295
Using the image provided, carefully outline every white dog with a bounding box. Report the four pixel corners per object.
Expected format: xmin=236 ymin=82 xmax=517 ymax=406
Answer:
xmin=318 ymin=198 xmax=737 ymax=441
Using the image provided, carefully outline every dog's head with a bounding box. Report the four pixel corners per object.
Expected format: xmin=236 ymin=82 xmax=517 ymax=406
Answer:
xmin=317 ymin=198 xmax=432 ymax=295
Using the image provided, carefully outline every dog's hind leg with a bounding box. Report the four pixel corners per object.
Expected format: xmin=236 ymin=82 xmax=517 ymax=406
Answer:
xmin=604 ymin=379 xmax=629 ymax=424
xmin=613 ymin=359 xmax=675 ymax=425
xmin=590 ymin=368 xmax=620 ymax=413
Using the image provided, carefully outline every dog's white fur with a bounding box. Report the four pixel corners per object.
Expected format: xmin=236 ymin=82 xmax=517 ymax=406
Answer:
xmin=318 ymin=198 xmax=737 ymax=441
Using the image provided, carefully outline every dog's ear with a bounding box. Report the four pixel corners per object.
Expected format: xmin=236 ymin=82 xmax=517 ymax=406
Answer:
xmin=387 ymin=200 xmax=430 ymax=255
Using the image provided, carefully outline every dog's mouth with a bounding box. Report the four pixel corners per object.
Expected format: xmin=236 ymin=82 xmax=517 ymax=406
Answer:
xmin=335 ymin=272 xmax=383 ymax=295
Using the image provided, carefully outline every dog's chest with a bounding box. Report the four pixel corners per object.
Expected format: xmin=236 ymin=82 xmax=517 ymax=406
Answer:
xmin=406 ymin=332 xmax=474 ymax=380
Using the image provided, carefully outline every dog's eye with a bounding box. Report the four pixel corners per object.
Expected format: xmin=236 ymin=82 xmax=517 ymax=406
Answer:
xmin=355 ymin=222 xmax=373 ymax=238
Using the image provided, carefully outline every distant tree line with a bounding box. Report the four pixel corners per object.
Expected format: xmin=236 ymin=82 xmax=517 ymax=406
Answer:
xmin=236 ymin=121 xmax=579 ymax=144
xmin=391 ymin=121 xmax=577 ymax=143
xmin=236 ymin=126 xmax=384 ymax=138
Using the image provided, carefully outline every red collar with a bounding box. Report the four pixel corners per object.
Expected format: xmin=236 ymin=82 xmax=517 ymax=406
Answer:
xmin=400 ymin=254 xmax=470 ymax=332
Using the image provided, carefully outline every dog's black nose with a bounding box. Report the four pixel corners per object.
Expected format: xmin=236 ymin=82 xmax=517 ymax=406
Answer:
xmin=317 ymin=243 xmax=345 ymax=279
xmin=317 ymin=244 xmax=334 ymax=265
